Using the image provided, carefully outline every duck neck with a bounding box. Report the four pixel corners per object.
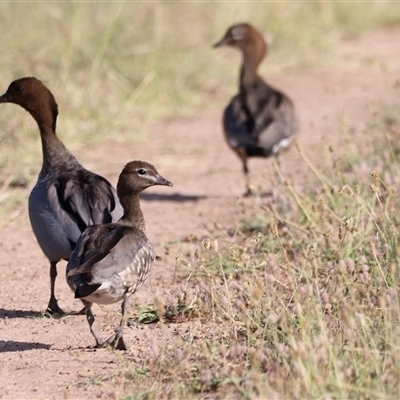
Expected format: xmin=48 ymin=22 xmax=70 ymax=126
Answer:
xmin=119 ymin=194 xmax=146 ymax=232
xmin=239 ymin=44 xmax=265 ymax=88
xmin=240 ymin=58 xmax=258 ymax=87
xmin=34 ymin=113 xmax=79 ymax=174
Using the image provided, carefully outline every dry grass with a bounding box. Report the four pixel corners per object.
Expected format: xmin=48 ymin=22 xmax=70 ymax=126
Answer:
xmin=118 ymin=104 xmax=400 ymax=399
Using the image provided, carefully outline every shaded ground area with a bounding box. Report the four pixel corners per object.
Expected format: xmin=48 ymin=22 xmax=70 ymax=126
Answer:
xmin=1 ymin=28 xmax=400 ymax=399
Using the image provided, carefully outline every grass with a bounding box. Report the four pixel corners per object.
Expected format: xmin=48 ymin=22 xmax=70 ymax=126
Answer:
xmin=118 ymin=98 xmax=400 ymax=399
xmin=1 ymin=2 xmax=400 ymax=399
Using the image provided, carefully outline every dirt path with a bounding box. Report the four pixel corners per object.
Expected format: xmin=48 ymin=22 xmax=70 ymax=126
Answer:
xmin=1 ymin=28 xmax=400 ymax=399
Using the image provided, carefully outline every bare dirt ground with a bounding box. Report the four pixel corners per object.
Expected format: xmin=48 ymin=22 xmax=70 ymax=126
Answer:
xmin=1 ymin=28 xmax=400 ymax=399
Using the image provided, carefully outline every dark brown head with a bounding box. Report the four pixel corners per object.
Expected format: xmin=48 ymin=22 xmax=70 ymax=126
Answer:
xmin=213 ymin=23 xmax=267 ymax=59
xmin=117 ymin=160 xmax=173 ymax=199
xmin=0 ymin=77 xmax=58 ymax=131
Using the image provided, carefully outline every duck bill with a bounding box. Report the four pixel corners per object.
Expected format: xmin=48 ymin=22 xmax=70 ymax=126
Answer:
xmin=213 ymin=37 xmax=230 ymax=48
xmin=156 ymin=175 xmax=173 ymax=187
xmin=0 ymin=93 xmax=8 ymax=103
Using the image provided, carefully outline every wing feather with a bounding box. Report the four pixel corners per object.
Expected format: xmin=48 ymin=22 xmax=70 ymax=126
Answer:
xmin=67 ymin=224 xmax=128 ymax=276
xmin=91 ymin=232 xmax=149 ymax=280
xmin=224 ymin=79 xmax=297 ymax=154
xmin=54 ymin=169 xmax=123 ymax=242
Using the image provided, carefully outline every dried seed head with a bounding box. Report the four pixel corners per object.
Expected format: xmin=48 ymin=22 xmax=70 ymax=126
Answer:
xmin=344 ymin=217 xmax=353 ymax=227
xmin=202 ymin=239 xmax=212 ymax=251
xmin=271 ymin=222 xmax=279 ymax=237
xmin=371 ymin=171 xmax=379 ymax=180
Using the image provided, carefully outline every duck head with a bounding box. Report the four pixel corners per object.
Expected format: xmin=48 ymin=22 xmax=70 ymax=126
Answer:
xmin=0 ymin=77 xmax=58 ymax=130
xmin=117 ymin=160 xmax=173 ymax=198
xmin=213 ymin=23 xmax=267 ymax=60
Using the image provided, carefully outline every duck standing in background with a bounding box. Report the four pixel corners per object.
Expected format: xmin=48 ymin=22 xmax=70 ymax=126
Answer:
xmin=67 ymin=161 xmax=172 ymax=350
xmin=214 ymin=23 xmax=298 ymax=196
xmin=0 ymin=77 xmax=123 ymax=314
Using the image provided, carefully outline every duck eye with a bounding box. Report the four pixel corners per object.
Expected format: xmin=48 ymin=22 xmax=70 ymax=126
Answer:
xmin=137 ymin=168 xmax=146 ymax=175
xmin=9 ymin=85 xmax=23 ymax=94
xmin=231 ymin=27 xmax=246 ymax=40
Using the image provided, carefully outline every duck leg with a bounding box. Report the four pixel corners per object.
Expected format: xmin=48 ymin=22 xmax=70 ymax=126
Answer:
xmin=84 ymin=301 xmax=104 ymax=348
xmin=46 ymin=262 xmax=65 ymax=315
xmin=233 ymin=147 xmax=253 ymax=196
xmin=242 ymin=159 xmax=254 ymax=197
xmin=101 ymin=297 xmax=130 ymax=351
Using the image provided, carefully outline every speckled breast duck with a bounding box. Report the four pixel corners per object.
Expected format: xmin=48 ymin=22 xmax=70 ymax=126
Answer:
xmin=214 ymin=23 xmax=298 ymax=195
xmin=0 ymin=77 xmax=123 ymax=314
xmin=67 ymin=160 xmax=172 ymax=350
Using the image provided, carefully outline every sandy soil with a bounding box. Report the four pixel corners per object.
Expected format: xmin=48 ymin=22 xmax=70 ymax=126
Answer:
xmin=1 ymin=28 xmax=400 ymax=399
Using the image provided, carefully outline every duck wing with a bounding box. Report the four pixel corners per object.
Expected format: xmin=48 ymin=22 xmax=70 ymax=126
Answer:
xmin=67 ymin=224 xmax=129 ymax=276
xmin=55 ymin=169 xmax=123 ymax=234
xmin=225 ymin=80 xmax=297 ymax=153
xmin=223 ymin=83 xmax=279 ymax=149
xmin=223 ymin=94 xmax=261 ymax=153
xmin=246 ymin=81 xmax=297 ymax=151
xmin=67 ymin=224 xmax=153 ymax=277
xmin=67 ymin=224 xmax=154 ymax=298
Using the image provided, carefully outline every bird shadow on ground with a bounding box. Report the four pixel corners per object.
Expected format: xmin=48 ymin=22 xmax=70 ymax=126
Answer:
xmin=0 ymin=308 xmax=45 ymax=319
xmin=141 ymin=191 xmax=208 ymax=202
xmin=0 ymin=340 xmax=51 ymax=353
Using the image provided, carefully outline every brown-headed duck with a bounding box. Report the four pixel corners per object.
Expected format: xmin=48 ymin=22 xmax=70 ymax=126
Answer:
xmin=214 ymin=23 xmax=298 ymax=195
xmin=0 ymin=77 xmax=123 ymax=314
xmin=67 ymin=160 xmax=172 ymax=350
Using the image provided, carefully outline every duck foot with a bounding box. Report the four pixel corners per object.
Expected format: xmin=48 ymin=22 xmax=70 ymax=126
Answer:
xmin=243 ymin=188 xmax=255 ymax=197
xmin=66 ymin=306 xmax=87 ymax=316
xmin=46 ymin=297 xmax=66 ymax=316
xmin=98 ymin=335 xmax=127 ymax=351
xmin=97 ymin=326 xmax=127 ymax=351
xmin=113 ymin=336 xmax=127 ymax=351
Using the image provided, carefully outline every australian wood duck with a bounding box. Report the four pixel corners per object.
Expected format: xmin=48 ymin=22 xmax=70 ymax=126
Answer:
xmin=67 ymin=160 xmax=172 ymax=350
xmin=0 ymin=77 xmax=123 ymax=314
xmin=214 ymin=23 xmax=298 ymax=195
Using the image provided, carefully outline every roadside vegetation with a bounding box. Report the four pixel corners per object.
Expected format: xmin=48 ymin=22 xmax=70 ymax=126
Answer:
xmin=119 ymin=105 xmax=400 ymax=399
